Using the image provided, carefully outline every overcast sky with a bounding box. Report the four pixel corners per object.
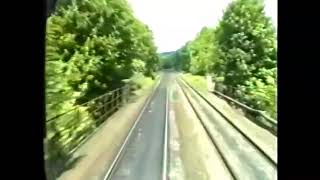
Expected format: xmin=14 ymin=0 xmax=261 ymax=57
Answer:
xmin=127 ymin=0 xmax=277 ymax=53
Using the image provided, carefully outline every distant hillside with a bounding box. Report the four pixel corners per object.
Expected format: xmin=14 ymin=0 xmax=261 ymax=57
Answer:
xmin=159 ymin=51 xmax=176 ymax=57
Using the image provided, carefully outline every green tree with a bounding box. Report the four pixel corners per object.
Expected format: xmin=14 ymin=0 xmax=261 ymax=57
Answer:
xmin=46 ymin=0 xmax=159 ymax=117
xmin=214 ymin=0 xmax=277 ymax=117
xmin=45 ymin=0 xmax=159 ymax=177
xmin=188 ymin=27 xmax=218 ymax=75
xmin=176 ymin=42 xmax=191 ymax=72
xmin=175 ymin=0 xmax=277 ymax=118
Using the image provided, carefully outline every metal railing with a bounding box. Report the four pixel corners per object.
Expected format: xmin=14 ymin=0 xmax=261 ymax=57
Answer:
xmin=46 ymin=85 xmax=130 ymax=120
xmin=45 ymin=83 xmax=135 ymax=180
xmin=45 ymin=75 xmax=161 ymax=180
xmin=181 ymin=75 xmax=277 ymax=135
xmin=45 ymin=83 xmax=131 ymax=156
xmin=212 ymin=90 xmax=277 ymax=124
xmin=212 ymin=90 xmax=277 ymax=135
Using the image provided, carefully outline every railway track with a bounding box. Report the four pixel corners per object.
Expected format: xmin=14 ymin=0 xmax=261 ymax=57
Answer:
xmin=177 ymin=77 xmax=277 ymax=180
xmin=99 ymin=72 xmax=276 ymax=180
xmin=102 ymin=76 xmax=169 ymax=180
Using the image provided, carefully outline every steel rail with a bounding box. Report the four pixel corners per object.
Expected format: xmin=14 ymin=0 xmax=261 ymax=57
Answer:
xmin=177 ymin=79 xmax=238 ymax=180
xmin=178 ymin=77 xmax=277 ymax=167
xmin=102 ymin=77 xmax=162 ymax=180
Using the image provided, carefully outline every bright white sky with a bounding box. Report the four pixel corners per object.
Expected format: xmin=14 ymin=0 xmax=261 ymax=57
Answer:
xmin=127 ymin=0 xmax=277 ymax=53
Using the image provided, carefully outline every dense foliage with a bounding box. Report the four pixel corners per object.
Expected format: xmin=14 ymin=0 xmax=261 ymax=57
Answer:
xmin=158 ymin=52 xmax=177 ymax=69
xmin=45 ymin=0 xmax=158 ymax=178
xmin=175 ymin=42 xmax=191 ymax=71
xmin=188 ymin=27 xmax=218 ymax=75
xmin=158 ymin=46 xmax=191 ymax=71
xmin=176 ymin=0 xmax=277 ymax=118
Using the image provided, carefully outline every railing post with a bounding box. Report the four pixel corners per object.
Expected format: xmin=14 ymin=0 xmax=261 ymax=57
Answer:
xmin=126 ymin=84 xmax=130 ymax=103
xmin=112 ymin=91 xmax=116 ymax=110
xmin=115 ymin=89 xmax=119 ymax=108
xmin=121 ymin=86 xmax=125 ymax=105
xmin=122 ymin=79 xmax=130 ymax=106
xmin=104 ymin=94 xmax=108 ymax=114
xmin=117 ymin=89 xmax=121 ymax=108
xmin=206 ymin=75 xmax=215 ymax=92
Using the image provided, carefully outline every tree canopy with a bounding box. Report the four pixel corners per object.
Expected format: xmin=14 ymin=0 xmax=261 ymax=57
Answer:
xmin=46 ymin=0 xmax=159 ymax=118
xmin=45 ymin=0 xmax=159 ymax=178
xmin=173 ymin=0 xmax=277 ymax=118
